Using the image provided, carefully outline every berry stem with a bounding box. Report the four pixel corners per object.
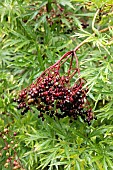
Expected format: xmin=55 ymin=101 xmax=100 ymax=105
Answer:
xmin=60 ymin=52 xmax=73 ymax=67
xmin=68 ymin=54 xmax=73 ymax=76
xmin=73 ymin=51 xmax=80 ymax=75
xmin=35 ymin=51 xmax=73 ymax=82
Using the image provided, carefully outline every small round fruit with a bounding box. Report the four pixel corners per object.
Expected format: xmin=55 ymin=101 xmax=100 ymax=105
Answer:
xmin=6 ymin=152 xmax=10 ymax=156
xmin=14 ymin=144 xmax=18 ymax=148
xmin=13 ymin=132 xmax=17 ymax=136
xmin=3 ymin=135 xmax=7 ymax=140
xmin=28 ymin=98 xmax=34 ymax=105
xmin=4 ymin=128 xmax=8 ymax=133
xmin=11 ymin=140 xmax=14 ymax=144
xmin=4 ymin=163 xmax=9 ymax=168
xmin=7 ymin=144 xmax=10 ymax=148
xmin=6 ymin=158 xmax=10 ymax=163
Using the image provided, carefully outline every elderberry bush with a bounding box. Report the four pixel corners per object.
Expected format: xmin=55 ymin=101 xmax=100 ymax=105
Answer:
xmin=14 ymin=51 xmax=94 ymax=125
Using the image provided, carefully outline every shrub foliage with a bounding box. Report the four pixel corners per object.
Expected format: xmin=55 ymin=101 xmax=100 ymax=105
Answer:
xmin=0 ymin=0 xmax=113 ymax=170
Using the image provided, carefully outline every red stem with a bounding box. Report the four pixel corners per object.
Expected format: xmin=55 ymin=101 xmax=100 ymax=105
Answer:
xmin=68 ymin=55 xmax=73 ymax=76
xmin=73 ymin=51 xmax=80 ymax=75
xmin=35 ymin=51 xmax=73 ymax=82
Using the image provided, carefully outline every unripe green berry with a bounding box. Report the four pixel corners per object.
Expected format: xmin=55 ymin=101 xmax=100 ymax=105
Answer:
xmin=6 ymin=152 xmax=10 ymax=156
xmin=14 ymin=144 xmax=18 ymax=148
xmin=3 ymin=135 xmax=7 ymax=140
xmin=7 ymin=144 xmax=10 ymax=148
xmin=4 ymin=162 xmax=9 ymax=168
xmin=11 ymin=140 xmax=14 ymax=144
xmin=4 ymin=128 xmax=8 ymax=133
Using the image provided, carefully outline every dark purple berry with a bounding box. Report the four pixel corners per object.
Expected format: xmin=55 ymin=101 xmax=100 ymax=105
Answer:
xmin=21 ymin=110 xmax=25 ymax=115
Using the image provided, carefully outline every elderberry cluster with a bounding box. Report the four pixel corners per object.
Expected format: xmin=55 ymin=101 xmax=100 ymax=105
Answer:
xmin=14 ymin=65 xmax=94 ymax=125
xmin=14 ymin=50 xmax=95 ymax=125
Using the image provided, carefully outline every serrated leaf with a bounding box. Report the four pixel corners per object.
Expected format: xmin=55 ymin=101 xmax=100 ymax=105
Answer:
xmin=58 ymin=0 xmax=75 ymax=9
xmin=34 ymin=15 xmax=46 ymax=31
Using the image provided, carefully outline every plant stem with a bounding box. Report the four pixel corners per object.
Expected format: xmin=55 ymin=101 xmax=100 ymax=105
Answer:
xmin=73 ymin=25 xmax=113 ymax=52
xmin=33 ymin=25 xmax=112 ymax=85
xmin=73 ymin=36 xmax=91 ymax=52
xmin=99 ymin=26 xmax=113 ymax=33
xmin=92 ymin=9 xmax=100 ymax=35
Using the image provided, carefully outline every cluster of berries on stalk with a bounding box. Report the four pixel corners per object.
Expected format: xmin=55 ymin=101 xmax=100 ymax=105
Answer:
xmin=23 ymin=2 xmax=89 ymax=33
xmin=0 ymin=128 xmax=25 ymax=170
xmin=14 ymin=50 xmax=95 ymax=125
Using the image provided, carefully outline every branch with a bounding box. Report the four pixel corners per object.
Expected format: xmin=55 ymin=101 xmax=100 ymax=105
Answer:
xmin=92 ymin=9 xmax=100 ymax=35
xmin=73 ymin=25 xmax=113 ymax=52
xmin=99 ymin=26 xmax=113 ymax=33
xmin=33 ymin=25 xmax=113 ymax=85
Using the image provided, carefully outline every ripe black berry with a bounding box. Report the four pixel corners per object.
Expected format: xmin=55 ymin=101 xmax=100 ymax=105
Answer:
xmin=21 ymin=110 xmax=25 ymax=115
